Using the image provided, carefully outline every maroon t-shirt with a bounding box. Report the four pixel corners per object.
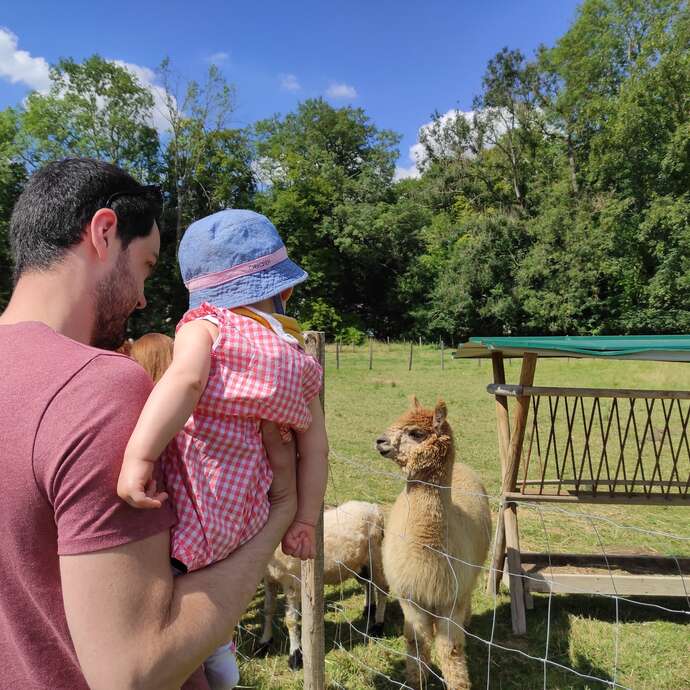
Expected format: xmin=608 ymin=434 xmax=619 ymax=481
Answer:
xmin=0 ymin=322 xmax=208 ymax=689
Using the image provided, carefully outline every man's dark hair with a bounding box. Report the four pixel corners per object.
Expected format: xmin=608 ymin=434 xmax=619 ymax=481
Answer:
xmin=9 ymin=158 xmax=162 ymax=280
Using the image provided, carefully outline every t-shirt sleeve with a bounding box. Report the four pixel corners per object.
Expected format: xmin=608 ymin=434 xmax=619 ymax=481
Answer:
xmin=33 ymin=354 xmax=176 ymax=556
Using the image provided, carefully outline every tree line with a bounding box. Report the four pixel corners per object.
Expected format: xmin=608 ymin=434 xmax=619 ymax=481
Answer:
xmin=1 ymin=0 xmax=689 ymax=342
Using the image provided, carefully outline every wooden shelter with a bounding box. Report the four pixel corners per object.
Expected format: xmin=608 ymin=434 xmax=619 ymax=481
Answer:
xmin=455 ymin=336 xmax=690 ymax=634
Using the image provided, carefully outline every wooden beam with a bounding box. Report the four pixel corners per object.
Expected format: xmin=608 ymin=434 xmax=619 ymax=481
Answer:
xmin=487 ymin=352 xmax=511 ymax=595
xmin=520 ymin=552 xmax=690 ymax=573
xmin=503 ymin=353 xmax=537 ymax=635
xmin=486 ymin=384 xmax=690 ymax=400
xmin=521 ymin=479 xmax=690 ymax=488
xmin=525 ymin=572 xmax=690 ymax=597
xmin=506 ymin=491 xmax=689 ymax=505
xmin=301 ymin=331 xmax=326 ymax=690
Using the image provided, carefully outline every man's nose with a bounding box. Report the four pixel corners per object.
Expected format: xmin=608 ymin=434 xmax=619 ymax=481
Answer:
xmin=136 ymin=293 xmax=147 ymax=310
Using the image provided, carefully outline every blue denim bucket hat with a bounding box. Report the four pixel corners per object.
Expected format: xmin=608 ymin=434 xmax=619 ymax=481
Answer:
xmin=178 ymin=209 xmax=308 ymax=310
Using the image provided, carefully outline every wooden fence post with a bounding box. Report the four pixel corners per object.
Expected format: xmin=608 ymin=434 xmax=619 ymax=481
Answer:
xmin=302 ymin=331 xmax=326 ymax=689
xmin=369 ymin=337 xmax=373 ymax=370
xmin=441 ymin=340 xmax=445 ymax=370
xmin=335 ymin=338 xmax=340 ymax=370
xmin=408 ymin=341 xmax=413 ymax=371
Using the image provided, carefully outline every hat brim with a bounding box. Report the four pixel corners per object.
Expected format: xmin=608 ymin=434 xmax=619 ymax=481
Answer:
xmin=188 ymin=257 xmax=308 ymax=310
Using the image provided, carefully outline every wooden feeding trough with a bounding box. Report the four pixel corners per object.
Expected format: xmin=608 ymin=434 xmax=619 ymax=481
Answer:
xmin=455 ymin=336 xmax=690 ymax=634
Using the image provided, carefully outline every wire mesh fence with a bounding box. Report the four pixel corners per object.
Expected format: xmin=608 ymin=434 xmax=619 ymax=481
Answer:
xmin=235 ymin=343 xmax=690 ymax=689
xmin=236 ymin=448 xmax=689 ymax=689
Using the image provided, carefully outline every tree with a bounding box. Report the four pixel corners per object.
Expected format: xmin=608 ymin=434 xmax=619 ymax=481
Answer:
xmin=254 ymin=98 xmax=402 ymax=336
xmin=0 ymin=108 xmax=26 ymax=308
xmin=472 ymin=48 xmax=546 ymax=210
xmin=17 ymin=56 xmax=160 ymax=180
xmin=158 ymin=60 xmax=253 ymax=244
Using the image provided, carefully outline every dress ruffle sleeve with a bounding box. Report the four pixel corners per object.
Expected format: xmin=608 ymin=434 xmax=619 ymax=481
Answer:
xmin=180 ymin=304 xmax=322 ymax=433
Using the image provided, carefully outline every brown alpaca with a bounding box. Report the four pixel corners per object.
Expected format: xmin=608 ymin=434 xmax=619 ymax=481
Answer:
xmin=376 ymin=398 xmax=491 ymax=690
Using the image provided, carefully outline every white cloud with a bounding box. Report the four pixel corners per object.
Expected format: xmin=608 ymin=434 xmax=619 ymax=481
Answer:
xmin=0 ymin=29 xmax=174 ymax=133
xmin=206 ymin=51 xmax=229 ymax=64
xmin=0 ymin=27 xmax=50 ymax=92
xmin=395 ymin=109 xmax=502 ymax=181
xmin=325 ymin=82 xmax=357 ymax=100
xmin=251 ymin=156 xmax=285 ymax=188
xmin=280 ymin=73 xmax=301 ymax=92
xmin=393 ymin=164 xmax=419 ymax=181
xmin=110 ymin=60 xmax=175 ymax=132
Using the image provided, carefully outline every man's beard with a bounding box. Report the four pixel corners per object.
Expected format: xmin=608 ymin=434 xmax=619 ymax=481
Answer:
xmin=92 ymin=251 xmax=139 ymax=350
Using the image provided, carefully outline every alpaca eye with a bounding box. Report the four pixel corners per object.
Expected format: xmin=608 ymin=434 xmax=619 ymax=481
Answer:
xmin=408 ymin=429 xmax=426 ymax=441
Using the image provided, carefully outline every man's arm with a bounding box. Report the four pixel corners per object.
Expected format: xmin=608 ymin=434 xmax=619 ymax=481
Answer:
xmin=60 ymin=422 xmax=296 ymax=690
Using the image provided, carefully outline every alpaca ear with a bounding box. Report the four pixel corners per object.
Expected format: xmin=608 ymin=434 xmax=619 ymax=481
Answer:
xmin=433 ymin=400 xmax=447 ymax=433
xmin=410 ymin=395 xmax=422 ymax=410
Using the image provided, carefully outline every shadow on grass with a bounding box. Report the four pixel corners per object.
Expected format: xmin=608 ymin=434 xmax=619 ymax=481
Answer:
xmin=371 ymin=596 xmax=618 ymax=690
xmin=239 ymin=578 xmax=688 ymax=689
xmin=467 ymin=591 xmax=688 ymax=689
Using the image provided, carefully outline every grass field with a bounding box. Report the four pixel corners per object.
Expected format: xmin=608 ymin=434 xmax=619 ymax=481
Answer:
xmin=236 ymin=343 xmax=690 ymax=689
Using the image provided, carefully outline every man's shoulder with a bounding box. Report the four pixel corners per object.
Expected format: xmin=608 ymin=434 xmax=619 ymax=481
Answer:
xmin=59 ymin=350 xmax=154 ymax=414
xmin=0 ymin=322 xmax=152 ymax=415
xmin=1 ymin=321 xmax=149 ymax=383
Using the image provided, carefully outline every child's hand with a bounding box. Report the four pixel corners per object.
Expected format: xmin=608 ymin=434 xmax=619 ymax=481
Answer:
xmin=117 ymin=456 xmax=168 ymax=509
xmin=281 ymin=520 xmax=316 ymax=560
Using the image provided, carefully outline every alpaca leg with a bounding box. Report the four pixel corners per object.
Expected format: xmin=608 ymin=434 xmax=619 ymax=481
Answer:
xmin=359 ymin=564 xmax=375 ymax=621
xmin=400 ymin=600 xmax=433 ymax=690
xmin=460 ymin=598 xmax=472 ymax=627
xmin=435 ymin=608 xmax=470 ymax=690
xmin=285 ymin=585 xmax=303 ymax=670
xmin=369 ymin=557 xmax=387 ymax=637
xmin=256 ymin=579 xmax=277 ymax=655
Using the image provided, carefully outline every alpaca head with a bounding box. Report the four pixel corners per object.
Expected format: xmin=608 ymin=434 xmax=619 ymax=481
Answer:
xmin=375 ymin=397 xmax=453 ymax=482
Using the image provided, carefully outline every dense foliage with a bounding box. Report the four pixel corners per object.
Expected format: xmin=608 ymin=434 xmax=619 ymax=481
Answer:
xmin=1 ymin=0 xmax=688 ymax=341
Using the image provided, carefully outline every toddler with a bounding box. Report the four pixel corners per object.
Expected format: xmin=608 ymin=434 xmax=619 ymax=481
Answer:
xmin=117 ymin=210 xmax=329 ymax=689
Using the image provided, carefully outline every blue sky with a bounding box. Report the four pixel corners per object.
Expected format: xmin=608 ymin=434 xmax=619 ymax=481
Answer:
xmin=0 ymin=0 xmax=581 ymax=178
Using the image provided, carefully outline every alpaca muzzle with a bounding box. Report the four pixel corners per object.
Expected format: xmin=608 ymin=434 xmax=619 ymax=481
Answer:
xmin=376 ymin=435 xmax=394 ymax=457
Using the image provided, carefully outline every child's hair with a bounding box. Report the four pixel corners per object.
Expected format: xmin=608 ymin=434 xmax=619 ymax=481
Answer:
xmin=129 ymin=333 xmax=174 ymax=383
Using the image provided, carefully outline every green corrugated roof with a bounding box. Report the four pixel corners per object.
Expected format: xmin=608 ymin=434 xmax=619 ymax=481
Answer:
xmin=454 ymin=336 xmax=690 ymax=362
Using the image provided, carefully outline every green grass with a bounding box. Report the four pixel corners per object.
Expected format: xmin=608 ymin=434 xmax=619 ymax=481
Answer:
xmin=237 ymin=343 xmax=690 ymax=689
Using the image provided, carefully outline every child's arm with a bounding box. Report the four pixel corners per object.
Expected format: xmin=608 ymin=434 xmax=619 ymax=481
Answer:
xmin=281 ymin=397 xmax=329 ymax=559
xmin=117 ymin=319 xmax=218 ymax=508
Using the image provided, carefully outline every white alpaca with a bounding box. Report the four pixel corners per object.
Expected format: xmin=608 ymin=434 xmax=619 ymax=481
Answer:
xmin=257 ymin=500 xmax=387 ymax=669
xmin=377 ymin=399 xmax=491 ymax=690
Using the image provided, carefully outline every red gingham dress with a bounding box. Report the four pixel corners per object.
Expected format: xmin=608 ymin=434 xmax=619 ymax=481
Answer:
xmin=161 ymin=303 xmax=323 ymax=572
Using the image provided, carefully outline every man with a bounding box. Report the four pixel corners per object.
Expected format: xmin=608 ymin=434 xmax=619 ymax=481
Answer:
xmin=0 ymin=158 xmax=297 ymax=689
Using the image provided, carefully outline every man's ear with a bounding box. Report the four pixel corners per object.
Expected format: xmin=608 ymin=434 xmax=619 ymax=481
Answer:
xmin=88 ymin=208 xmax=118 ymax=262
xmin=433 ymin=400 xmax=447 ymax=434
